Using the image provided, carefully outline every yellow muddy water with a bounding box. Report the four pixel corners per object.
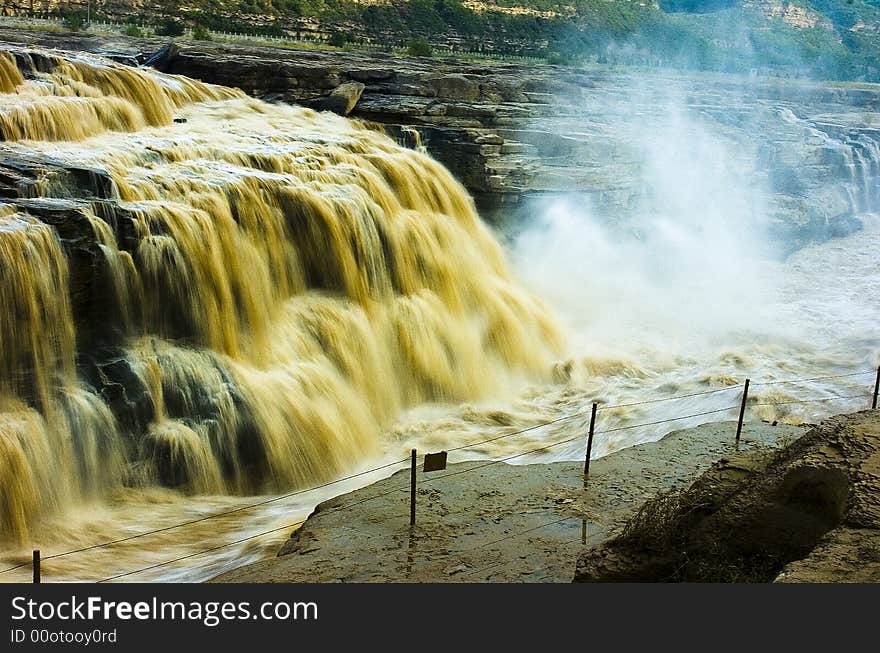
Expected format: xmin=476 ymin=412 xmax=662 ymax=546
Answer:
xmin=0 ymin=47 xmax=564 ymax=580
xmin=0 ymin=48 xmax=876 ymax=582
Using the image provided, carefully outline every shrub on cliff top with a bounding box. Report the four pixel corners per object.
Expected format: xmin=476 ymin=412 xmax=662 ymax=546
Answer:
xmin=406 ymin=37 xmax=433 ymax=58
xmin=328 ymin=31 xmax=349 ymax=47
xmin=193 ymin=24 xmax=212 ymax=41
xmin=63 ymin=11 xmax=86 ymax=32
xmin=156 ymin=19 xmax=186 ymax=37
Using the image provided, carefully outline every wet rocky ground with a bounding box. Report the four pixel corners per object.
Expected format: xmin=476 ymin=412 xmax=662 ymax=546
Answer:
xmin=215 ymin=409 xmax=880 ymax=583
xmin=213 ymin=420 xmax=805 ymax=582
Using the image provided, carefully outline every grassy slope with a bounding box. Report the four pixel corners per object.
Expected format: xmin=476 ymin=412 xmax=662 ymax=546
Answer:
xmin=82 ymin=0 xmax=880 ymax=80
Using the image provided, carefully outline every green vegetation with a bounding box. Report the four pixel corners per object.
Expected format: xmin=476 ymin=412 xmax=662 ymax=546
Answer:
xmin=192 ymin=24 xmax=212 ymax=40
xmin=42 ymin=1 xmax=880 ymax=81
xmin=327 ymin=31 xmax=350 ymax=47
xmin=546 ymin=51 xmax=573 ymax=65
xmin=406 ymin=37 xmax=434 ymax=57
xmin=155 ymin=18 xmax=186 ymax=37
xmin=62 ymin=11 xmax=86 ymax=32
xmin=123 ymin=24 xmax=145 ymax=37
xmin=659 ymin=0 xmax=738 ymax=12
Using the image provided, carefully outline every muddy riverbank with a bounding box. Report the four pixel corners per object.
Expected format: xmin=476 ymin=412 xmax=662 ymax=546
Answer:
xmin=213 ymin=420 xmax=805 ymax=582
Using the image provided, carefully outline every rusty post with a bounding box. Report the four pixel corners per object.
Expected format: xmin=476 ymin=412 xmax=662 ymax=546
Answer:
xmin=584 ymin=402 xmax=598 ymax=475
xmin=410 ymin=449 xmax=417 ymax=527
xmin=872 ymin=366 xmax=879 ymax=410
xmin=736 ymin=378 xmax=750 ymax=445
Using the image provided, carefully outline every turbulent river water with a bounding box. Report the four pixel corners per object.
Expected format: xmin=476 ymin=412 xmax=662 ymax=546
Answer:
xmin=0 ymin=47 xmax=877 ymax=582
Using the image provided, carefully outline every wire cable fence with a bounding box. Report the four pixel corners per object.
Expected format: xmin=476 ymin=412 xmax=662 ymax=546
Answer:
xmin=406 ymin=403 xmax=738 ymax=491
xmin=372 ymin=371 xmax=878 ymax=580
xmin=0 ymin=455 xmax=412 ymax=576
xmin=3 ymin=365 xmax=877 ymax=581
xmin=97 ymin=521 xmax=307 ymax=583
xmin=597 ymin=385 xmax=739 ymax=411
xmin=750 ymin=371 xmax=874 ymax=387
xmin=752 ymin=394 xmax=868 ymax=406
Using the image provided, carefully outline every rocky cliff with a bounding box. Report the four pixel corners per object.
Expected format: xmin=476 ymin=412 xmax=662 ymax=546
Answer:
xmin=153 ymin=40 xmax=880 ymax=244
xmin=1 ymin=27 xmax=877 ymax=245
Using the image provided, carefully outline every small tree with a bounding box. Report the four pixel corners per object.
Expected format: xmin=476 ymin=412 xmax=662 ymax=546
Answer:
xmin=156 ymin=19 xmax=186 ymax=37
xmin=124 ymin=24 xmax=145 ymax=38
xmin=192 ymin=24 xmax=212 ymax=41
xmin=406 ymin=37 xmax=433 ymax=58
xmin=266 ymin=20 xmax=285 ymax=38
xmin=63 ymin=11 xmax=85 ymax=32
xmin=328 ymin=31 xmax=348 ymax=47
xmin=546 ymin=51 xmax=572 ymax=66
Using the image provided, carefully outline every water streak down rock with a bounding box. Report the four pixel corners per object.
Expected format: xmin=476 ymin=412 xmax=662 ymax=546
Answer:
xmin=0 ymin=45 xmax=563 ymax=542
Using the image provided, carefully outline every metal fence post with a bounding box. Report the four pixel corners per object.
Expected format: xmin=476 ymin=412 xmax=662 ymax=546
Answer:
xmin=872 ymin=366 xmax=879 ymax=410
xmin=33 ymin=550 xmax=40 ymax=583
xmin=584 ymin=402 xmax=598 ymax=475
xmin=736 ymin=378 xmax=750 ymax=445
xmin=409 ymin=449 xmax=417 ymax=527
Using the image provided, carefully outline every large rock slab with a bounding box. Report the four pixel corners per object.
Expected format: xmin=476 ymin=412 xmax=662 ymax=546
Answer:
xmin=319 ymin=81 xmax=365 ymax=115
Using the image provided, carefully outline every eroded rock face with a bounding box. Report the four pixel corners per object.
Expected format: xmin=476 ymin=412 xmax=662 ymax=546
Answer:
xmin=0 ymin=28 xmax=876 ymax=245
xmin=144 ymin=40 xmax=880 ymax=245
xmin=0 ymin=150 xmax=136 ymax=352
xmin=573 ymin=410 xmax=880 ymax=583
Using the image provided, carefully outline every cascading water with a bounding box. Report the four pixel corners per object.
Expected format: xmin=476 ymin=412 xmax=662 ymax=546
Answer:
xmin=0 ymin=45 xmax=877 ymax=582
xmin=0 ymin=47 xmax=562 ymax=557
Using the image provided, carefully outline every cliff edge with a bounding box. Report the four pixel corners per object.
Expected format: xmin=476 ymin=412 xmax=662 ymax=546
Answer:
xmin=574 ymin=410 xmax=880 ymax=582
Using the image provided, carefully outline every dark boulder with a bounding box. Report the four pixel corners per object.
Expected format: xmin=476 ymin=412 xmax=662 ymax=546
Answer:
xmin=319 ymin=81 xmax=365 ymax=116
xmin=140 ymin=42 xmax=180 ymax=73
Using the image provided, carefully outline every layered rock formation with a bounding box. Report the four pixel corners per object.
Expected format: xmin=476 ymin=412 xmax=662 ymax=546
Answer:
xmin=142 ymin=39 xmax=880 ymax=242
xmin=0 ymin=27 xmax=877 ymax=244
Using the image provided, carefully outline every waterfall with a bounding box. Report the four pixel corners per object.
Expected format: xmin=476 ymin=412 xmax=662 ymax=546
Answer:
xmin=0 ymin=47 xmax=563 ymax=542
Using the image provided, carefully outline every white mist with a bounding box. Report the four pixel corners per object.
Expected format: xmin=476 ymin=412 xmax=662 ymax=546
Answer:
xmin=513 ymin=93 xmax=781 ymax=356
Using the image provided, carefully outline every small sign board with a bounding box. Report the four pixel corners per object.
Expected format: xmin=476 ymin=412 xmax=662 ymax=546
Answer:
xmin=423 ymin=451 xmax=448 ymax=473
